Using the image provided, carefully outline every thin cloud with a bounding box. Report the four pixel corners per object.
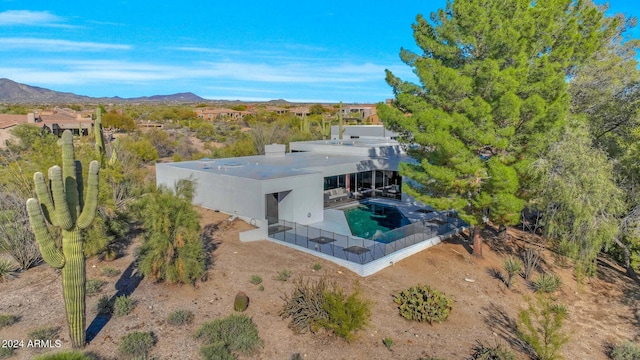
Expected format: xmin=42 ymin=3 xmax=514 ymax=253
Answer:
xmin=0 ymin=10 xmax=71 ymax=27
xmin=167 ymin=46 xmax=244 ymax=55
xmin=0 ymin=38 xmax=132 ymax=52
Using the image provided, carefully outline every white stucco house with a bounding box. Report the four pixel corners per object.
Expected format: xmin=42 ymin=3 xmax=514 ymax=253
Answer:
xmin=156 ymin=134 xmax=466 ymax=276
xmin=156 ymin=138 xmax=411 ymax=228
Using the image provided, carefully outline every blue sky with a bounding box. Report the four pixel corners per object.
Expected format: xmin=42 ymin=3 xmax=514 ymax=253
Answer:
xmin=0 ymin=1 xmax=638 ymax=103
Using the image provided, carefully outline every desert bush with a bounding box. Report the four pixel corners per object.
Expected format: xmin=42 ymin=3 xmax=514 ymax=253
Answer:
xmin=200 ymin=344 xmax=235 ymax=360
xmin=114 ymin=295 xmax=134 ymax=317
xmin=0 ymin=346 xmax=14 ymax=358
xmin=383 ymin=337 xmax=394 ymax=349
xmin=119 ymin=331 xmax=156 ymax=359
xmin=394 ymin=285 xmax=453 ymax=324
xmin=96 ymin=295 xmax=113 ymax=315
xmin=258 ymin=285 xmax=264 ymax=291
xmin=503 ymin=257 xmax=522 ymax=288
xmin=234 ymin=291 xmax=249 ymax=312
xmin=0 ymin=314 xmax=18 ymax=328
xmin=312 ymin=263 xmax=322 ymax=271
xmin=167 ymin=309 xmax=194 ymax=326
xmin=101 ymin=266 xmax=121 ymax=277
xmin=274 ymin=269 xmax=291 ymax=282
xmin=521 ymin=247 xmax=541 ymax=280
xmin=469 ymin=340 xmax=517 ymax=360
xmin=86 ymin=279 xmax=107 ymax=296
xmin=33 ymin=351 xmax=96 ymax=360
xmin=611 ymin=341 xmax=640 ymax=360
xmin=28 ymin=326 xmax=60 ymax=342
xmin=0 ymin=259 xmax=17 ymax=282
xmin=290 ymin=353 xmax=304 ymax=360
xmin=517 ymin=295 xmax=569 ymax=360
xmin=195 ymin=314 xmax=263 ymax=358
xmin=0 ymin=191 xmax=42 ymax=270
xmin=281 ymin=276 xmax=370 ymax=341
xmin=533 ymin=273 xmax=562 ymax=293
xmin=317 ymin=287 xmax=370 ymax=342
xmin=280 ymin=277 xmax=330 ymax=333
xmin=135 ymin=183 xmax=206 ymax=285
xmin=250 ymin=275 xmax=262 ymax=285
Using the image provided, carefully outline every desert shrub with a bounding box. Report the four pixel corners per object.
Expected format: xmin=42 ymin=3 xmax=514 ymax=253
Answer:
xmin=200 ymin=344 xmax=235 ymax=360
xmin=312 ymin=263 xmax=322 ymax=271
xmin=0 ymin=346 xmax=14 ymax=358
xmin=33 ymin=351 xmax=96 ymax=360
xmin=119 ymin=331 xmax=156 ymax=359
xmin=28 ymin=326 xmax=60 ymax=342
xmin=114 ymin=295 xmax=134 ymax=317
xmin=611 ymin=341 xmax=640 ymax=360
xmin=167 ymin=309 xmax=194 ymax=326
xmin=0 ymin=314 xmax=18 ymax=328
xmin=86 ymin=279 xmax=107 ymax=296
xmin=517 ymin=295 xmax=569 ymax=360
xmin=469 ymin=340 xmax=517 ymax=360
xmin=234 ymin=291 xmax=249 ymax=312
xmin=383 ymin=337 xmax=394 ymax=349
xmin=134 ymin=183 xmax=206 ymax=285
xmin=274 ymin=269 xmax=291 ymax=282
xmin=258 ymin=285 xmax=264 ymax=291
xmin=290 ymin=353 xmax=304 ymax=360
xmin=0 ymin=191 xmax=42 ymax=270
xmin=195 ymin=314 xmax=263 ymax=358
xmin=503 ymin=257 xmax=522 ymax=288
xmin=394 ymin=285 xmax=453 ymax=324
xmin=533 ymin=273 xmax=562 ymax=293
xmin=522 ymin=248 xmax=541 ymax=280
xmin=96 ymin=295 xmax=113 ymax=314
xmin=0 ymin=259 xmax=17 ymax=282
xmin=101 ymin=266 xmax=121 ymax=277
xmin=250 ymin=275 xmax=262 ymax=285
xmin=280 ymin=277 xmax=330 ymax=333
xmin=317 ymin=287 xmax=371 ymax=342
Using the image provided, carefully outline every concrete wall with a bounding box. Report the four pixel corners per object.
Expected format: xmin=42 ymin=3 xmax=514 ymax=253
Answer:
xmin=262 ymin=174 xmax=323 ymax=225
xmin=156 ymin=163 xmax=324 ymax=226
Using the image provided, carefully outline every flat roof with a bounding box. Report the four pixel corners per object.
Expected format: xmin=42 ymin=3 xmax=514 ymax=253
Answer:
xmin=160 ymin=152 xmax=372 ymax=180
xmin=160 ymin=139 xmax=414 ymax=181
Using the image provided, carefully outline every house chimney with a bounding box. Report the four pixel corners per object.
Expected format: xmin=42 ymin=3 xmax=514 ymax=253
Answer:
xmin=27 ymin=113 xmax=35 ymax=123
xmin=265 ymin=144 xmax=286 ymax=157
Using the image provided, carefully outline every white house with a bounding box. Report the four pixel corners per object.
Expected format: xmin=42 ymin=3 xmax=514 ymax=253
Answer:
xmin=156 ymin=139 xmax=412 ymax=228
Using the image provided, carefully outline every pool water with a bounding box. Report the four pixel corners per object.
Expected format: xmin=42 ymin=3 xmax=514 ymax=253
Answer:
xmin=343 ymin=202 xmax=411 ymax=240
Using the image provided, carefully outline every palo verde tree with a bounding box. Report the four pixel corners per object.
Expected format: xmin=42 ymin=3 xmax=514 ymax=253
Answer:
xmin=25 ymin=130 xmax=100 ymax=348
xmin=378 ymin=0 xmax=614 ymax=257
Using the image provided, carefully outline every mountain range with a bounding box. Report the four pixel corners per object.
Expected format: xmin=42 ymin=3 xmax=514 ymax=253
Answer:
xmin=0 ymin=78 xmax=206 ymax=103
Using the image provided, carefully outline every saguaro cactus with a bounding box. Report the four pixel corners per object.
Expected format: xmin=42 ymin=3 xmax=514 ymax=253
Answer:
xmin=26 ymin=130 xmax=100 ymax=348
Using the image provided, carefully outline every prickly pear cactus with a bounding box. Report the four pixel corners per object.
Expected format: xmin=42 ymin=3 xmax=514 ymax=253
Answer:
xmin=26 ymin=130 xmax=100 ymax=348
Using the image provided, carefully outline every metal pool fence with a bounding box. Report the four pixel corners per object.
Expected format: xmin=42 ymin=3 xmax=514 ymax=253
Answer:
xmin=267 ymin=214 xmax=465 ymax=265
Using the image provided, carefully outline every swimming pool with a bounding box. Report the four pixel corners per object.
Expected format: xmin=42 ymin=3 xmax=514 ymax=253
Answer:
xmin=343 ymin=201 xmax=411 ymax=240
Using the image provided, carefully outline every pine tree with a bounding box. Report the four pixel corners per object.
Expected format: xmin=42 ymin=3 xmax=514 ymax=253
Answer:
xmin=378 ymin=0 xmax=613 ymax=257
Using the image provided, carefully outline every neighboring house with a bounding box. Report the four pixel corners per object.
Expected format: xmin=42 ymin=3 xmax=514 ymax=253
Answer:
xmin=0 ymin=110 xmax=93 ymax=148
xmin=340 ymin=104 xmax=380 ymax=124
xmin=194 ymin=108 xmax=251 ymax=121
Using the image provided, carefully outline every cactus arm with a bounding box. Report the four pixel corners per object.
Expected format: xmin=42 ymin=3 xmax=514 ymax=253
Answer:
xmin=49 ymin=166 xmax=74 ymax=231
xmin=26 ymin=198 xmax=65 ymax=269
xmin=76 ymin=161 xmax=100 ymax=230
xmin=34 ymin=171 xmax=56 ymax=226
xmin=60 ymin=131 xmax=80 ymax=221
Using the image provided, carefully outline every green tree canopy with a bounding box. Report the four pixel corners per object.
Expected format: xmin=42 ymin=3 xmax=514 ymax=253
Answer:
xmin=378 ymin=0 xmax=614 ymax=256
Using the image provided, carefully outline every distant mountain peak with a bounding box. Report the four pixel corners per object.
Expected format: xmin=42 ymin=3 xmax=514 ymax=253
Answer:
xmin=0 ymin=79 xmax=206 ymax=103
